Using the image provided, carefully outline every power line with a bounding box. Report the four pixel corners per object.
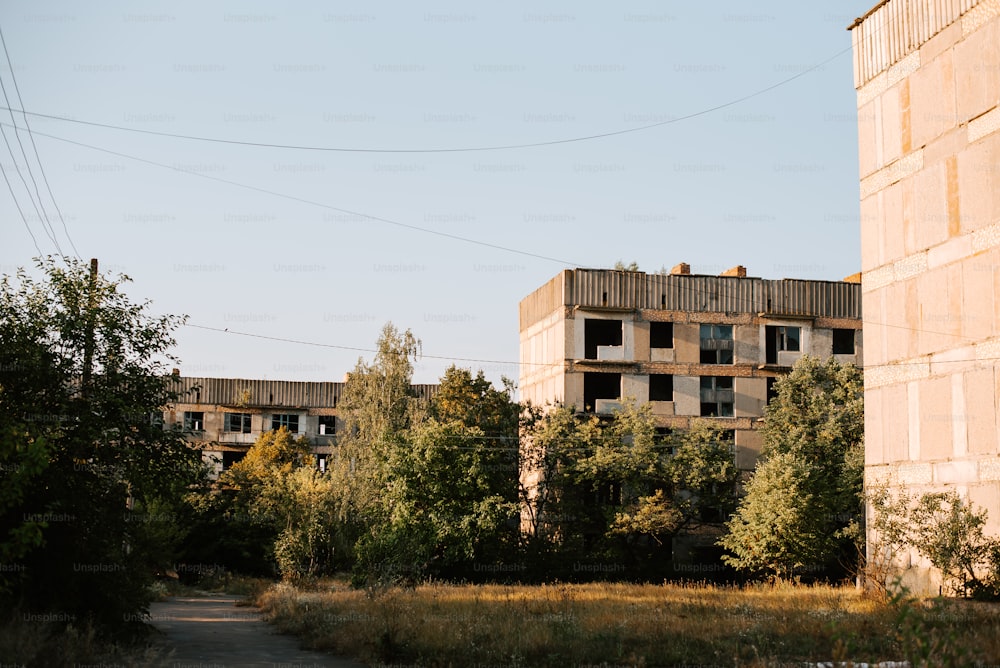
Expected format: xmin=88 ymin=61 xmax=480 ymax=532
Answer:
xmin=0 ymin=25 xmax=80 ymax=259
xmin=0 ymin=157 xmax=41 ymax=255
xmin=185 ymin=322 xmax=1000 ymax=373
xmin=0 ymin=121 xmax=580 ymax=266
xmin=0 ymin=121 xmax=60 ymax=253
xmin=10 ymin=118 xmax=992 ymax=353
xmin=0 ymin=45 xmax=851 ymax=154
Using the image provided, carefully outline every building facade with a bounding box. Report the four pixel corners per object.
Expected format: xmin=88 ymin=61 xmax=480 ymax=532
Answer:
xmin=165 ymin=375 xmax=438 ymax=477
xmin=519 ymin=266 xmax=864 ymax=475
xmin=851 ymin=0 xmax=1000 ymax=592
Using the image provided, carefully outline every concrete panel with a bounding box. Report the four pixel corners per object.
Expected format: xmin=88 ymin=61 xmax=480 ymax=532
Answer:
xmin=962 ymin=258 xmax=994 ymax=342
xmin=634 ymin=320 xmax=650 ymax=362
xmin=623 ymin=319 xmax=636 ymax=360
xmin=860 ymin=192 xmax=883 ymax=272
xmin=622 ymin=374 xmax=648 ymax=404
xmin=954 ymin=19 xmax=1000 ymax=125
xmin=935 ymin=459 xmax=979 ymax=484
xmin=673 ymin=375 xmax=700 ymax=416
xmin=734 ymin=324 xmax=759 ymax=367
xmin=865 ymin=386 xmax=885 ymax=466
xmin=810 ymin=328 xmax=834 ymax=358
xmin=648 ymin=401 xmax=675 ymax=417
xmin=881 ymin=83 xmax=903 ymax=167
xmin=966 ymin=366 xmax=999 ymax=455
xmin=920 ymin=375 xmax=955 ymax=460
xmin=957 ymin=129 xmax=998 ymax=234
xmin=883 ymin=383 xmax=909 ymax=464
xmin=674 ymin=323 xmax=700 ymax=364
xmin=858 ymin=98 xmax=879 ymax=178
xmin=969 ymin=481 xmax=1000 ymax=535
xmin=565 ymin=373 xmax=583 ymax=410
xmin=735 ymin=429 xmax=763 ymax=471
xmin=650 ymin=348 xmax=675 ymax=362
xmin=734 ymin=377 xmax=766 ymax=419
xmin=914 ymin=160 xmax=951 ymax=251
xmin=910 ymin=48 xmax=956 ymax=150
xmin=882 ymin=180 xmax=907 ymax=264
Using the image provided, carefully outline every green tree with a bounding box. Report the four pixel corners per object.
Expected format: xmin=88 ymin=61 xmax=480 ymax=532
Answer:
xmin=720 ymin=356 xmax=864 ymax=579
xmin=0 ymin=257 xmax=201 ymax=634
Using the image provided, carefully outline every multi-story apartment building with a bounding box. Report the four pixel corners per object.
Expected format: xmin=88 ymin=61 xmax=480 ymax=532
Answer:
xmin=165 ymin=374 xmax=438 ymax=477
xmin=519 ymin=266 xmax=864 ymax=474
xmin=850 ymin=0 xmax=1000 ymax=592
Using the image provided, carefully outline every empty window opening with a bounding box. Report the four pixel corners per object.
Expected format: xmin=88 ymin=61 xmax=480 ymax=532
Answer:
xmin=766 ymin=377 xmax=779 ymax=404
xmin=183 ymin=411 xmax=204 ymax=431
xmin=225 ymin=412 xmax=252 ymax=433
xmin=833 ymin=328 xmax=856 ymax=355
xmin=318 ymin=415 xmax=336 ymax=435
xmin=661 ymin=293 xmax=666 ymax=308
xmin=583 ymin=372 xmax=621 ymax=412
xmin=699 ymin=324 xmax=734 ymax=364
xmin=650 ymin=321 xmax=674 ymax=349
xmin=700 ymin=376 xmax=734 ymax=417
xmin=765 ymin=326 xmax=800 ymax=364
xmin=649 ymin=374 xmax=674 ymax=401
xmin=222 ymin=451 xmax=245 ymax=470
xmin=584 ymin=318 xmax=623 ymax=359
xmin=272 ymin=413 xmax=300 ymax=433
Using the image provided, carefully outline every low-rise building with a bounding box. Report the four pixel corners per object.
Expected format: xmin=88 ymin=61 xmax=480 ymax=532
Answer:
xmin=165 ymin=374 xmax=437 ymax=477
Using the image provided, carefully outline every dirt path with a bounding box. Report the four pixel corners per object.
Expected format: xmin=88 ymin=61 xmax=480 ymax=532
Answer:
xmin=149 ymin=594 xmax=366 ymax=668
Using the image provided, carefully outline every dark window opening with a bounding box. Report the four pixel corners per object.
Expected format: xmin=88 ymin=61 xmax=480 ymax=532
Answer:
xmin=583 ymin=372 xmax=621 ymax=412
xmin=661 ymin=294 xmax=666 ymax=308
xmin=272 ymin=414 xmax=300 ymax=433
xmin=765 ymin=325 xmax=801 ymax=364
xmin=222 ymin=451 xmax=245 ymax=470
xmin=224 ymin=412 xmax=252 ymax=433
xmin=649 ymin=374 xmax=674 ymax=401
xmin=650 ymin=321 xmax=674 ymax=349
xmin=183 ymin=411 xmax=204 ymax=431
xmin=318 ymin=415 xmax=336 ymax=435
xmin=699 ymin=324 xmax=734 ymax=365
xmin=833 ymin=328 xmax=856 ymax=355
xmin=584 ymin=318 xmax=623 ymax=359
xmin=766 ymin=377 xmax=779 ymax=404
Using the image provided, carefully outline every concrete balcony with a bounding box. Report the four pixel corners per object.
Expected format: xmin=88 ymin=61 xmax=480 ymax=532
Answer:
xmin=648 ymin=401 xmax=675 ymax=417
xmin=218 ymin=432 xmax=257 ymax=445
xmin=594 ymin=399 xmax=624 ymax=415
xmin=597 ymin=345 xmax=625 ymax=361
xmin=651 ymin=348 xmax=675 ymax=362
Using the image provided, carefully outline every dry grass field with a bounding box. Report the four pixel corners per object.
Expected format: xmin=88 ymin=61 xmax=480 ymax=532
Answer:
xmin=255 ymin=579 xmax=1000 ymax=667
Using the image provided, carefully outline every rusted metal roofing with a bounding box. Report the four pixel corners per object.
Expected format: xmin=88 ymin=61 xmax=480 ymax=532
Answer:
xmin=520 ymin=269 xmax=861 ymax=329
xmin=849 ymin=0 xmax=980 ymax=87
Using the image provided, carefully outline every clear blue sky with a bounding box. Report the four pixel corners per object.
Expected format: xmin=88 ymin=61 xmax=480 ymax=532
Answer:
xmin=0 ymin=0 xmax=877 ymax=387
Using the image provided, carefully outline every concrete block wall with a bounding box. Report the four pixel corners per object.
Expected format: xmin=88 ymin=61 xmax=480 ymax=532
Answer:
xmin=853 ymin=0 xmax=1000 ymax=594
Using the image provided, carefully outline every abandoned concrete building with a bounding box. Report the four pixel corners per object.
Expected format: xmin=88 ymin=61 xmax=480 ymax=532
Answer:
xmin=165 ymin=375 xmax=438 ymax=477
xmin=851 ymin=0 xmax=1000 ymax=592
xmin=518 ymin=266 xmax=864 ymax=510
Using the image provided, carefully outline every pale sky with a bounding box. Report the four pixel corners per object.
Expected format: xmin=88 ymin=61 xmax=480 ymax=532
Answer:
xmin=0 ymin=1 xmax=878 ymax=387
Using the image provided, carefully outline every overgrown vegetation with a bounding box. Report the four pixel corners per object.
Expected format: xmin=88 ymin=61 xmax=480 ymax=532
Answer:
xmin=720 ymin=356 xmax=864 ymax=580
xmin=256 ymin=579 xmax=1000 ymax=667
xmin=869 ymin=484 xmax=1000 ymax=599
xmin=0 ymin=258 xmax=202 ymax=639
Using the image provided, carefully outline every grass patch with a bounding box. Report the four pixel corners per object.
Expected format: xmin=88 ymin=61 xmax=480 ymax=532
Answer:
xmin=255 ymin=580 xmax=1000 ymax=666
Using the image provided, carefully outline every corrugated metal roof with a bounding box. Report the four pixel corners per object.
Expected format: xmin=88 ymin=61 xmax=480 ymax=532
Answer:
xmin=850 ymin=0 xmax=980 ymax=87
xmin=533 ymin=269 xmax=862 ymax=319
xmin=169 ymin=376 xmax=438 ymax=408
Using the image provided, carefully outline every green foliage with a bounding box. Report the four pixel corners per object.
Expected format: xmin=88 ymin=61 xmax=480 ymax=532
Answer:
xmin=0 ymin=258 xmax=202 ymax=635
xmin=869 ymin=486 xmax=1000 ymax=598
xmin=613 ymin=260 xmax=640 ymax=271
xmin=522 ymin=401 xmax=738 ymax=575
xmin=720 ymin=356 xmax=864 ymax=579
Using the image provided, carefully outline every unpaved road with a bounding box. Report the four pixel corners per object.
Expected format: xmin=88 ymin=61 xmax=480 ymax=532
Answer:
xmin=149 ymin=594 xmax=366 ymax=667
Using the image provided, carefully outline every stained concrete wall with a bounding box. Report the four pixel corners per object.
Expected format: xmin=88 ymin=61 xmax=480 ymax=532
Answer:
xmin=852 ymin=0 xmax=1000 ymax=594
